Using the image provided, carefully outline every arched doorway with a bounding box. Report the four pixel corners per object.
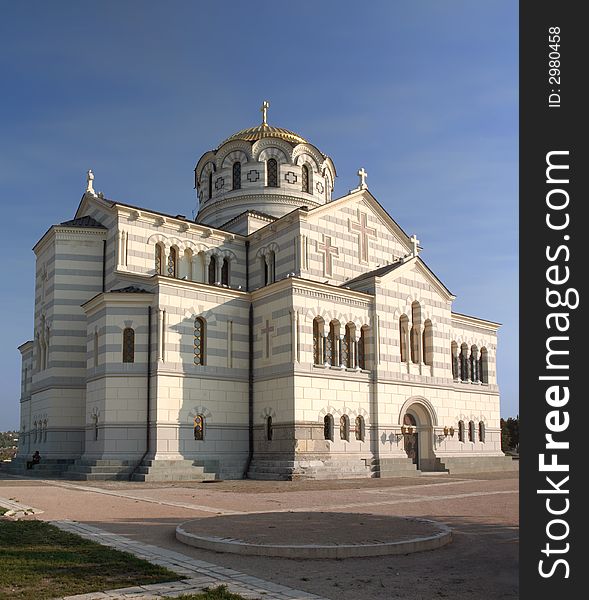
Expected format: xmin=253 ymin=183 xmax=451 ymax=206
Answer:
xmin=402 ymin=413 xmax=418 ymax=465
xmin=400 ymin=398 xmax=436 ymax=471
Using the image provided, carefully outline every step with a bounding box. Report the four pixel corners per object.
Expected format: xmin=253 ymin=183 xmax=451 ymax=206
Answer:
xmin=248 ymin=472 xmax=292 ymax=481
xmin=66 ymin=465 xmax=136 ymax=475
xmin=130 ymin=471 xmax=216 ymax=482
xmin=74 ymin=459 xmax=136 ymax=467
xmin=437 ymin=456 xmax=519 ymax=474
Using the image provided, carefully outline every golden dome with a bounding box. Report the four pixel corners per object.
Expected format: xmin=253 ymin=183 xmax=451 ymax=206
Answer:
xmin=218 ymin=100 xmax=307 ymax=147
xmin=219 ymin=123 xmax=307 ymax=147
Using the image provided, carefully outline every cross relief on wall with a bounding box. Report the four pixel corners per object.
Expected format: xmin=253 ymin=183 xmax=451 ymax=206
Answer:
xmin=261 ymin=319 xmax=275 ymax=359
xmin=316 ymin=234 xmax=339 ymax=277
xmin=349 ymin=209 xmax=377 ymax=263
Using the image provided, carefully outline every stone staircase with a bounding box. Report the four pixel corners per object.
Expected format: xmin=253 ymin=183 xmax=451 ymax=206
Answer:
xmin=248 ymin=457 xmax=372 ymax=480
xmin=6 ymin=457 xmax=75 ymax=478
xmin=434 ymin=455 xmax=519 ymax=475
xmin=130 ymin=459 xmax=217 ymax=482
xmin=369 ymin=456 xmax=421 ymax=478
xmin=247 ymin=459 xmax=296 ymax=480
xmin=63 ymin=459 xmax=137 ymax=481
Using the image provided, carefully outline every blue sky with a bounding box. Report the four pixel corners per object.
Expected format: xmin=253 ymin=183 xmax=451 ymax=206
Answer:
xmin=0 ymin=1 xmax=518 ymax=430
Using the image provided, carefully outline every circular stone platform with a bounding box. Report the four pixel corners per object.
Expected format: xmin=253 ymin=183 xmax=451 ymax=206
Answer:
xmin=176 ymin=512 xmax=452 ymax=559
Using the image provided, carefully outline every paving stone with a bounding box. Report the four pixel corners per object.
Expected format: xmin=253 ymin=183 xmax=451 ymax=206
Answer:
xmin=54 ymin=520 xmax=329 ymax=600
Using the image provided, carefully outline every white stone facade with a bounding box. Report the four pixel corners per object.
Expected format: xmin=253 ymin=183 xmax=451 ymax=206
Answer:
xmin=16 ymin=112 xmax=507 ymax=480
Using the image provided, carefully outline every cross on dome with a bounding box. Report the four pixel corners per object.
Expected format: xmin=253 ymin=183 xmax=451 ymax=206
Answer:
xmin=357 ymin=167 xmax=368 ymax=189
xmin=261 ymin=100 xmax=270 ymax=125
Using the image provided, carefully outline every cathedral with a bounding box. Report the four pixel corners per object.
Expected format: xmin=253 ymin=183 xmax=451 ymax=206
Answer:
xmin=14 ymin=103 xmax=515 ymax=481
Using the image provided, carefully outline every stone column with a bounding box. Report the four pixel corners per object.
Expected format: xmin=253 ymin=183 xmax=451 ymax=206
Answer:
xmin=203 ymin=254 xmax=212 ymax=284
xmin=157 ymin=309 xmax=165 ymax=362
xmin=216 ymin=256 xmax=222 ymax=284
xmin=116 ymin=231 xmax=123 ymax=268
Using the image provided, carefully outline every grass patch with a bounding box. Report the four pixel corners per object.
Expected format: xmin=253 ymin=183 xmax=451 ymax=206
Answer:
xmin=0 ymin=520 xmax=179 ymax=599
xmin=170 ymin=586 xmax=258 ymax=599
xmin=0 ymin=508 xmax=7 ymax=516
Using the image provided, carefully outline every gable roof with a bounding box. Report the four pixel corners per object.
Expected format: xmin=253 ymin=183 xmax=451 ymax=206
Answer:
xmin=59 ymin=215 xmax=106 ymax=229
xmin=345 ymin=256 xmax=455 ymax=301
xmin=111 ymin=286 xmax=151 ymax=294
xmin=344 ymin=261 xmax=405 ymax=286
xmin=306 ymin=188 xmax=419 ymax=255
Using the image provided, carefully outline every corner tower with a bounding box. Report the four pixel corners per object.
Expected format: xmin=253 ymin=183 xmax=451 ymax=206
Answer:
xmin=194 ymin=101 xmax=336 ymax=228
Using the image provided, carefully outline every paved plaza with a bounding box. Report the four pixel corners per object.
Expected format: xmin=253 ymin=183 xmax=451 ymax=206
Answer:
xmin=0 ymin=471 xmax=519 ymax=599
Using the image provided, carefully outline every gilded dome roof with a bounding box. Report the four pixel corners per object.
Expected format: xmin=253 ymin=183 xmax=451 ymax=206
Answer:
xmin=217 ymin=100 xmax=307 ymax=147
xmin=219 ymin=123 xmax=307 ymax=147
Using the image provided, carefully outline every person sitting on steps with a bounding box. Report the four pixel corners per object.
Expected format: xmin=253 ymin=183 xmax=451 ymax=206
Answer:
xmin=26 ymin=450 xmax=41 ymax=470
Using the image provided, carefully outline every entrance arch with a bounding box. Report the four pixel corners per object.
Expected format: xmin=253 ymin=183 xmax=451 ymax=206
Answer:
xmin=399 ymin=397 xmax=436 ymax=471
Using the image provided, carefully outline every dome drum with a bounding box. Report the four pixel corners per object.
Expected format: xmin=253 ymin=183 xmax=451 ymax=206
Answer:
xmin=194 ymin=103 xmax=336 ymax=228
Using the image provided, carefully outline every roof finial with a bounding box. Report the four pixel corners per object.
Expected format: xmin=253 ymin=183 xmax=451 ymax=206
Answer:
xmin=357 ymin=167 xmax=368 ymax=190
xmin=86 ymin=169 xmax=96 ymax=196
xmin=410 ymin=234 xmax=420 ymax=257
xmin=261 ymin=100 xmax=270 ymax=125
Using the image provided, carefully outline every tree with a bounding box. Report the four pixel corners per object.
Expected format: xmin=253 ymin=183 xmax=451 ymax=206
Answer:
xmin=0 ymin=430 xmax=19 ymax=461
xmin=500 ymin=416 xmax=519 ymax=451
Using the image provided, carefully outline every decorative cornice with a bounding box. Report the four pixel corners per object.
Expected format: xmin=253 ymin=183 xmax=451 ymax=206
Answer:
xmin=451 ymin=312 xmax=501 ymax=331
xmin=197 ymin=193 xmax=321 ymax=224
xmin=82 ymin=289 xmax=155 ymax=315
xmin=33 ymin=225 xmax=107 ymax=255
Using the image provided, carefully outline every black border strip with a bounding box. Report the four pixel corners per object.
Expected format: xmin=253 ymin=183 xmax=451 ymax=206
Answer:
xmin=520 ymin=2 xmax=585 ymax=596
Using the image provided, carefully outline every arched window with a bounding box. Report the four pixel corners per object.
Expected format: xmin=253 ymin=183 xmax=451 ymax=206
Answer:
xmin=266 ymin=416 xmax=273 ymax=441
xmin=194 ymin=414 xmax=205 ymax=440
xmin=232 ymin=161 xmax=241 ymax=190
xmin=344 ymin=323 xmax=355 ymax=368
xmin=267 ymin=158 xmax=278 ymax=187
xmin=261 ymin=251 xmax=275 ymax=286
xmin=355 ymin=415 xmax=365 ymax=441
xmin=358 ymin=326 xmax=368 ymax=370
xmin=328 ymin=321 xmax=340 ymax=367
xmin=470 ymin=345 xmax=479 ymax=382
xmin=460 ymin=343 xmax=469 ymax=381
xmin=262 ymin=256 xmax=269 ymax=286
xmin=399 ymin=315 xmax=409 ymax=363
xmin=468 ymin=420 xmax=476 ymax=442
xmin=208 ymin=256 xmax=217 ymax=285
xmin=122 ymin=328 xmax=135 ymax=363
xmin=423 ymin=320 xmax=433 ymax=366
xmin=221 ymin=258 xmax=230 ymax=286
xmin=301 ymin=164 xmax=309 ymax=193
xmin=33 ymin=421 xmax=37 ymax=443
xmin=208 ymin=172 xmax=213 ymax=200
xmin=479 ymin=347 xmax=489 ymax=383
xmin=340 ymin=414 xmax=349 ymax=441
xmin=479 ymin=421 xmax=486 ymax=443
xmin=410 ymin=301 xmax=421 ymax=364
xmin=43 ymin=420 xmax=48 ymax=443
xmin=313 ymin=317 xmax=324 ymax=365
xmin=458 ymin=420 xmax=465 ymax=442
xmin=168 ymin=247 xmax=178 ymax=277
xmin=194 ymin=317 xmax=206 ymax=365
xmin=324 ymin=414 xmax=334 ymax=441
xmin=451 ymin=341 xmax=459 ymax=379
xmin=155 ymin=244 xmax=164 ymax=275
